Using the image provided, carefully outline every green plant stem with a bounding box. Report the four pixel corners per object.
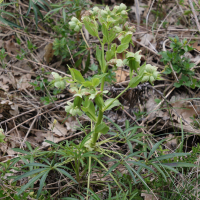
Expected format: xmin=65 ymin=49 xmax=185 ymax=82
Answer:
xmin=80 ymin=29 xmax=90 ymax=49
xmin=91 ymin=42 xmax=106 ymax=148
xmin=91 ymin=85 xmax=130 ymax=147
xmin=103 ymin=85 xmax=130 ymax=112
xmin=86 ymin=156 xmax=91 ymax=200
xmin=91 ymin=110 xmax=103 ymax=147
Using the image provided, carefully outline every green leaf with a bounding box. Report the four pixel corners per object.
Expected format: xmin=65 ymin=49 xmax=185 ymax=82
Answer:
xmin=74 ymin=56 xmax=83 ymax=68
xmin=108 ymin=28 xmax=117 ymax=43
xmin=83 ymin=18 xmax=98 ymax=37
xmin=26 ymin=0 xmax=32 ymax=17
xmin=17 ymin=172 xmax=45 ymax=195
xmin=162 ymin=162 xmax=198 ymax=168
xmin=92 ymin=78 xmax=100 ymax=87
xmin=83 ymin=51 xmax=90 ymax=75
xmin=104 ymin=98 xmax=121 ymax=111
xmin=106 ymin=49 xmax=115 ymax=61
xmin=37 ymin=171 xmax=49 ymax=198
xmin=81 ymin=99 xmax=97 ymax=122
xmin=150 ymin=153 xmax=191 ymax=162
xmin=154 ymin=98 xmax=161 ymax=104
xmin=127 ymin=161 xmax=156 ymax=175
xmin=12 ymin=148 xmax=32 ymax=155
xmin=151 ymin=163 xmax=167 ymax=181
xmin=121 ymin=34 xmax=132 ymax=44
xmin=0 ymin=16 xmax=22 ymax=29
xmin=82 ymin=81 xmax=93 ymax=87
xmin=95 ymin=94 xmax=105 ymax=109
xmin=103 ymin=162 xmax=120 ymax=178
xmin=96 ymin=46 xmax=102 ymax=70
xmin=69 ymin=68 xmax=85 ymax=83
xmin=56 ymin=168 xmax=78 ymax=183
xmin=148 ymin=138 xmax=167 ymax=159
xmin=13 ymin=168 xmax=46 ymax=183
xmin=95 ymin=122 xmax=109 ymax=134
xmin=158 ymin=164 xmax=179 ymax=174
xmin=117 ymin=43 xmax=129 ymax=53
xmin=22 ymin=163 xmax=49 ymax=168
xmin=90 ymin=63 xmax=98 ymax=71
xmin=128 ymin=75 xmax=142 ymax=88
xmin=102 ymin=23 xmax=108 ymax=43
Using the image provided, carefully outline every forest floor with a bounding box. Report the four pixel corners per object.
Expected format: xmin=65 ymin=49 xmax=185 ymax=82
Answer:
xmin=0 ymin=0 xmax=200 ymax=199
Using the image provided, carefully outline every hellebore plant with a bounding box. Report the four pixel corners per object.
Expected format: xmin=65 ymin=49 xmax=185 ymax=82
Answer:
xmin=51 ymin=3 xmax=162 ymax=198
xmin=53 ymin=4 xmax=161 ymax=150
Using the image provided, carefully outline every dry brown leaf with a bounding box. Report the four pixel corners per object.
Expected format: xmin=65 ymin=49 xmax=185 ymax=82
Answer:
xmin=0 ymin=81 xmax=9 ymax=91
xmin=64 ymin=116 xmax=80 ymax=132
xmin=170 ymin=94 xmax=199 ymax=124
xmin=44 ymin=43 xmax=54 ymax=64
xmin=141 ymin=190 xmax=160 ymax=200
xmin=33 ymin=131 xmax=47 ymax=143
xmin=9 ymin=104 xmax=19 ymax=116
xmin=48 ymin=120 xmax=68 ymax=137
xmin=116 ymin=69 xmax=129 ymax=83
xmin=17 ymin=74 xmax=33 ymax=90
xmin=4 ymin=38 xmax=20 ymax=54
xmin=42 ymin=131 xmax=64 ymax=147
xmin=166 ymin=134 xmax=177 ymax=150
xmin=192 ymin=41 xmax=200 ymax=51
xmin=0 ymin=130 xmax=25 ymax=155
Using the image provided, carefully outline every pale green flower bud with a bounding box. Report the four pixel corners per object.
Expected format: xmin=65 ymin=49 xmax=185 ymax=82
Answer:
xmin=89 ymin=10 xmax=93 ymax=15
xmin=105 ymin=6 xmax=110 ymax=12
xmin=113 ymin=5 xmax=119 ymax=12
xmin=121 ymin=10 xmax=128 ymax=16
xmin=128 ymin=26 xmax=136 ymax=32
xmin=153 ymin=71 xmax=159 ymax=79
xmin=113 ymin=26 xmax=122 ymax=33
xmin=74 ymin=25 xmax=80 ymax=32
xmin=92 ymin=7 xmax=99 ymax=15
xmin=145 ymin=64 xmax=156 ymax=73
xmin=101 ymin=10 xmax=108 ymax=18
xmin=141 ymin=75 xmax=149 ymax=82
xmin=149 ymin=76 xmax=155 ymax=84
xmin=108 ymin=59 xmax=123 ymax=67
xmin=71 ymin=17 xmax=79 ymax=23
xmin=69 ymin=21 xmax=76 ymax=29
xmin=69 ymin=17 xmax=82 ymax=32
xmin=119 ymin=3 xmax=127 ymax=11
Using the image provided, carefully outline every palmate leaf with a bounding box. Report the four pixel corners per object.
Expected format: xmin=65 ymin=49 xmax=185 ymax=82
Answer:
xmin=13 ymin=168 xmax=46 ymax=182
xmin=37 ymin=171 xmax=49 ymax=198
xmin=17 ymin=172 xmax=46 ymax=195
xmin=56 ymin=168 xmax=78 ymax=184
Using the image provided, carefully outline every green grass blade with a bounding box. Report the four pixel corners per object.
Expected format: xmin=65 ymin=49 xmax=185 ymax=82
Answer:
xmin=26 ymin=0 xmax=32 ymax=17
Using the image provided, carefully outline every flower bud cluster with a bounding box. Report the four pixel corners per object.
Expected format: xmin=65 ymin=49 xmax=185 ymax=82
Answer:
xmin=141 ymin=64 xmax=161 ymax=85
xmin=65 ymin=101 xmax=82 ymax=116
xmin=69 ymin=17 xmax=82 ymax=32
